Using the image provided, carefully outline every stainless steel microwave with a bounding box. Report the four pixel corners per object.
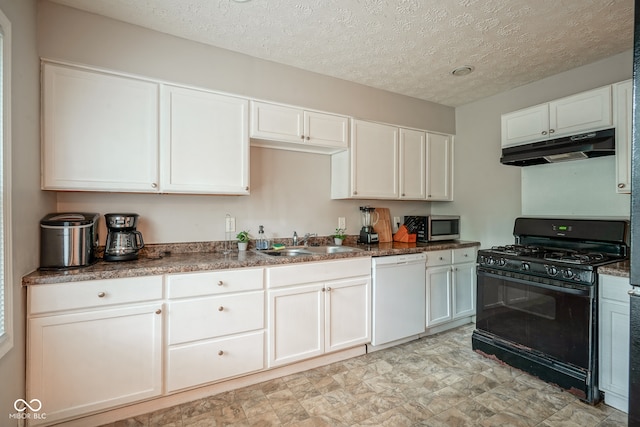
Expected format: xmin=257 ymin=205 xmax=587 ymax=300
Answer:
xmin=403 ymin=215 xmax=460 ymax=242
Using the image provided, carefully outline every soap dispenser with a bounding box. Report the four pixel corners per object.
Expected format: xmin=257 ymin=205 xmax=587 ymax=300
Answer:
xmin=257 ymin=225 xmax=268 ymax=250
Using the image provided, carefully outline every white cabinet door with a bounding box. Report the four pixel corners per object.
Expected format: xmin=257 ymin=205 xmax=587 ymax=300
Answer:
xmin=426 ymin=133 xmax=453 ymax=201
xmin=452 ymin=262 xmax=476 ymax=319
xmin=161 ymin=86 xmax=250 ymax=194
xmin=28 ymin=304 xmax=163 ymax=425
xmin=250 ymin=101 xmax=348 ymax=153
xmin=351 ymin=119 xmax=399 ymax=199
xmin=614 ymin=80 xmax=632 ymax=194
xmin=250 ymin=101 xmax=303 ymax=143
xmin=42 ymin=62 xmax=159 ymax=192
xmin=399 ymin=128 xmax=427 ymax=200
xmin=501 ymin=104 xmax=549 ymax=148
xmin=549 ymin=85 xmax=612 ymax=137
xmin=599 ymin=274 xmax=630 ymax=413
xmin=268 ymin=283 xmax=325 ymax=367
xmin=426 ymin=265 xmax=452 ymax=327
xmin=304 ymin=110 xmax=349 ymax=149
xmin=325 ymin=276 xmax=371 ymax=352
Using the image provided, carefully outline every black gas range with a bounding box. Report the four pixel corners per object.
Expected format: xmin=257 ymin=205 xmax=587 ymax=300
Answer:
xmin=473 ymin=217 xmax=629 ymax=404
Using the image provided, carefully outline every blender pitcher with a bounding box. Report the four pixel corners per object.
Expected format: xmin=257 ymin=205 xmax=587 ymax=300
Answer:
xmin=359 ymin=206 xmax=379 ymax=244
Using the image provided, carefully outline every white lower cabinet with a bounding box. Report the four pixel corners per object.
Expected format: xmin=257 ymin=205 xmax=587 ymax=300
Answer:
xmin=27 ymin=276 xmax=164 ymax=426
xmin=599 ymin=274 xmax=630 ymax=413
xmin=425 ymin=248 xmax=476 ymax=332
xmin=266 ymin=258 xmax=371 ymax=367
xmin=165 ymin=268 xmax=265 ymax=393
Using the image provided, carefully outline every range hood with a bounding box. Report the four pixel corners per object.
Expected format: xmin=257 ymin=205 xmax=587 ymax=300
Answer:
xmin=500 ymin=128 xmax=615 ymax=167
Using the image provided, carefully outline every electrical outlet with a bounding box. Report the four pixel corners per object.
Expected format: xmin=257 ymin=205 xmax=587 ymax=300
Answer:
xmin=338 ymin=217 xmax=346 ymax=230
xmin=225 ymin=216 xmax=236 ymax=233
xmin=393 ymin=216 xmax=401 ymax=227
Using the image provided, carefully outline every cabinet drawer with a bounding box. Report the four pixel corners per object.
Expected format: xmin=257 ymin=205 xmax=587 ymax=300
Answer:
xmin=168 ymin=291 xmax=264 ymax=345
xmin=600 ymin=275 xmax=630 ymax=302
xmin=29 ymin=276 xmax=163 ymax=315
xmin=167 ymin=330 xmax=265 ymax=392
xmin=426 ymin=250 xmax=452 ymax=267
xmin=453 ymin=247 xmax=476 ymax=264
xmin=267 ymin=257 xmax=371 ymax=288
xmin=167 ymin=268 xmax=264 ymax=298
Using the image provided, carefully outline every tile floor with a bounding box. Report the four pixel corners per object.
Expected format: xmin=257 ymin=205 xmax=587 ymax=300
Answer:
xmin=102 ymin=325 xmax=627 ymax=426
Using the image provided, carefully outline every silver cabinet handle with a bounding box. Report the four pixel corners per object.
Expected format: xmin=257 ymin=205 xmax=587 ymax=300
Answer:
xmin=549 ymin=129 xmax=555 ymax=134
xmin=151 ymin=183 xmax=158 ymax=188
xmin=629 ymin=289 xmax=640 ymax=296
xmin=300 ymin=135 xmax=305 ymax=140
xmin=618 ymin=183 xmax=626 ymax=189
xmin=217 ymin=280 xmax=224 ymax=286
xmin=97 ymin=292 xmax=106 ymax=298
xmin=306 ymin=136 xmax=310 ymax=140
xmin=218 ymin=350 xmax=224 ymax=356
xmin=326 ymin=287 xmax=332 ymax=292
xmin=218 ymin=306 xmax=224 ymax=311
xmin=155 ymin=309 xmax=162 ymax=315
xmin=541 ymin=131 xmax=548 ymax=135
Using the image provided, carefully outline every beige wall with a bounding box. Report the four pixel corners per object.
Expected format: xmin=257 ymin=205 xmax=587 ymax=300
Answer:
xmin=438 ymin=50 xmax=633 ymax=247
xmin=37 ymin=1 xmax=457 ymax=244
xmin=0 ymin=0 xmax=53 ymax=423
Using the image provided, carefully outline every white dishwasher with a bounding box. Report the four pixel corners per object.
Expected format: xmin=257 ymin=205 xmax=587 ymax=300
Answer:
xmin=370 ymin=253 xmax=426 ymax=348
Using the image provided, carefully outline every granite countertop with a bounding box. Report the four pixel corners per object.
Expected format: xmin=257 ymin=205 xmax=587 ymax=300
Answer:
xmin=23 ymin=240 xmax=480 ymax=286
xmin=598 ymin=260 xmax=630 ymax=278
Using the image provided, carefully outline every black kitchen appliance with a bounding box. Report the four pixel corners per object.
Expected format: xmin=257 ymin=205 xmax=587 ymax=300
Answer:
xmin=103 ymin=213 xmax=144 ymax=261
xmin=472 ymin=217 xmax=629 ymax=404
xmin=359 ymin=206 xmax=379 ymax=244
xmin=628 ymin=1 xmax=640 ymax=424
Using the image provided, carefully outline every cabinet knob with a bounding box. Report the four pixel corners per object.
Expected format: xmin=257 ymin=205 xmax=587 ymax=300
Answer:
xmin=541 ymin=130 xmax=548 ymax=135
xmin=155 ymin=309 xmax=162 ymax=315
xmin=549 ymin=129 xmax=555 ymax=134
xmin=439 ymin=257 xmax=443 ymax=260
xmin=151 ymin=183 xmax=158 ymax=188
xmin=218 ymin=350 xmax=224 ymax=356
xmin=218 ymin=306 xmax=224 ymax=311
xmin=97 ymin=292 xmax=106 ymax=298
xmin=618 ymin=183 xmax=626 ymax=189
xmin=300 ymin=135 xmax=305 ymax=140
xmin=217 ymin=280 xmax=224 ymax=286
xmin=306 ymin=136 xmax=310 ymax=140
xmin=322 ymin=287 xmax=326 ymax=292
xmin=464 ymin=254 xmax=468 ymax=257
xmin=326 ymin=287 xmax=332 ymax=292
xmin=402 ymin=193 xmax=405 ymax=197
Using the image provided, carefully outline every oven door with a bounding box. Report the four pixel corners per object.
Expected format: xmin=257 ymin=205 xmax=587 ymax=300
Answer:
xmin=476 ymin=268 xmax=594 ymax=369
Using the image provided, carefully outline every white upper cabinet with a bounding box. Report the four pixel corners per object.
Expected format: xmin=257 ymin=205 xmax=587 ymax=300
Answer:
xmin=426 ymin=132 xmax=453 ymax=201
xmin=614 ymin=80 xmax=632 ymax=194
xmin=501 ymin=85 xmax=613 ymax=148
xmin=331 ymin=119 xmax=454 ymax=201
xmin=350 ymin=120 xmax=399 ymax=199
xmin=42 ymin=62 xmax=251 ymax=195
xmin=161 ymin=85 xmax=250 ymax=194
xmin=400 ymin=128 xmax=427 ymax=200
xmin=42 ymin=62 xmax=160 ymax=192
xmin=250 ymin=101 xmax=349 ymax=154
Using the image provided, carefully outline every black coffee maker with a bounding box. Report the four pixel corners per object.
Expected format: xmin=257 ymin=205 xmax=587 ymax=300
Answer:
xmin=103 ymin=213 xmax=145 ymax=261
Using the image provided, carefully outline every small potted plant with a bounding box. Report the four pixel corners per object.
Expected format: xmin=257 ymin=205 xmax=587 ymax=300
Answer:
xmin=236 ymin=230 xmax=250 ymax=251
xmin=332 ymin=228 xmax=347 ymax=246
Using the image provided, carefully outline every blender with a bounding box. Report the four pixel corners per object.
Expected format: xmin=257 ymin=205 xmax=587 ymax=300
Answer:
xmin=103 ymin=213 xmax=145 ymax=261
xmin=359 ymin=206 xmax=379 ymax=244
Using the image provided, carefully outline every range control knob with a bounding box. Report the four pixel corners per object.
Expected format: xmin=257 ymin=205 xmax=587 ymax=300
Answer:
xmin=563 ymin=269 xmax=574 ymax=279
xmin=521 ymin=262 xmax=530 ymax=271
xmin=486 ymin=256 xmax=496 ymax=266
xmin=498 ymin=258 xmax=506 ymax=266
xmin=546 ymin=265 xmax=558 ymax=276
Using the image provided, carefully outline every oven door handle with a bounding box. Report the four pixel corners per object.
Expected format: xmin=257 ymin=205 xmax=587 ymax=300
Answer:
xmin=477 ymin=268 xmax=592 ymax=297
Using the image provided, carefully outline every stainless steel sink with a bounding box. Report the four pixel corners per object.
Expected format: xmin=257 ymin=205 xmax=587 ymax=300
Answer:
xmin=258 ymin=248 xmax=314 ymax=257
xmin=307 ymin=246 xmax=363 ymax=254
xmin=257 ymin=246 xmax=362 ymax=257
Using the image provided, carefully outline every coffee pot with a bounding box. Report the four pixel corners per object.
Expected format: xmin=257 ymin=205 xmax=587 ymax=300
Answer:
xmin=359 ymin=206 xmax=379 ymax=244
xmin=104 ymin=213 xmax=145 ymax=261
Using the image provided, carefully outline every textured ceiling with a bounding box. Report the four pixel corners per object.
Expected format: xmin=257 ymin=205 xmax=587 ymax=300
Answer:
xmin=49 ymin=0 xmax=634 ymax=107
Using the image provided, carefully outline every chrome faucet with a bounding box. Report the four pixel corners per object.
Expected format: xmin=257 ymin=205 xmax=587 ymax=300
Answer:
xmin=293 ymin=231 xmax=317 ymax=247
